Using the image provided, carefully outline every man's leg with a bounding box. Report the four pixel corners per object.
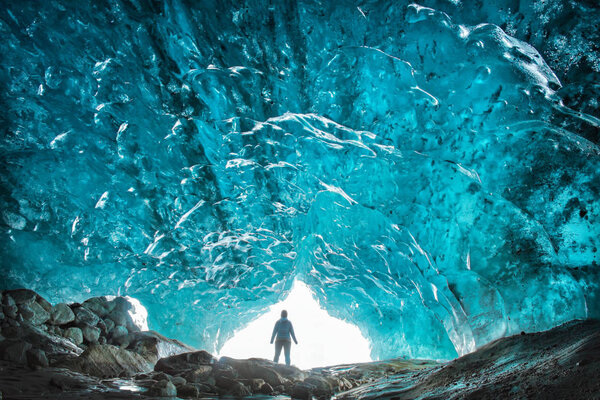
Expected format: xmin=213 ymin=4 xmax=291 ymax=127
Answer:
xmin=274 ymin=340 xmax=283 ymax=363
xmin=283 ymin=341 xmax=291 ymax=366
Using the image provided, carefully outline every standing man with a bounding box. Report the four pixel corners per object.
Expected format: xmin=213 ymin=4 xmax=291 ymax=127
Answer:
xmin=270 ymin=310 xmax=298 ymax=366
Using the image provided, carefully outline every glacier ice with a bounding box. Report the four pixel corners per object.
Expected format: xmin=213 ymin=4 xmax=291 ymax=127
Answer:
xmin=1 ymin=0 xmax=599 ymax=360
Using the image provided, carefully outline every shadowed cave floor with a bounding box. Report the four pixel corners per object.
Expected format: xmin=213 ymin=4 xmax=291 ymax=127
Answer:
xmin=0 ymin=290 xmax=599 ymax=399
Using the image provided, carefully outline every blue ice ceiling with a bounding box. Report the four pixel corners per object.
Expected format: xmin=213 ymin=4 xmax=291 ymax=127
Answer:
xmin=1 ymin=0 xmax=599 ymax=360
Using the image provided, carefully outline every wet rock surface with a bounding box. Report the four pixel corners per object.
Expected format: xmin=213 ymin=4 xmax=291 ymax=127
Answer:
xmin=0 ymin=289 xmax=599 ymax=399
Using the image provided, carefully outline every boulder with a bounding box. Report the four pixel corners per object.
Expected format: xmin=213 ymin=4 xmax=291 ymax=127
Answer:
xmin=18 ymin=302 xmax=50 ymax=325
xmin=1 ymin=294 xmax=14 ymax=306
xmin=59 ymin=344 xmax=152 ymax=378
xmin=304 ymin=375 xmax=334 ymax=397
xmin=230 ymin=381 xmax=252 ymax=397
xmin=106 ymin=304 xmax=129 ymax=326
xmin=127 ymin=330 xmax=194 ymax=364
xmin=26 ymin=348 xmax=49 ymax=368
xmin=183 ymin=365 xmax=213 ymax=383
xmin=149 ymin=380 xmax=177 ymax=397
xmin=64 ymin=327 xmax=83 ymax=346
xmin=260 ymin=382 xmax=274 ymax=394
xmin=240 ymin=379 xmax=265 ymax=393
xmin=215 ymin=375 xmax=249 ymax=394
xmin=81 ymin=325 xmax=101 ymax=343
xmin=177 ymin=383 xmax=200 ymax=398
xmin=103 ymin=317 xmax=115 ymax=333
xmin=50 ymin=303 xmax=75 ymax=325
xmin=110 ymin=325 xmax=129 ymax=346
xmin=73 ymin=306 xmax=100 ymax=326
xmin=2 ymin=322 xmax=82 ymax=364
xmin=82 ymin=297 xmax=111 ymax=317
xmin=0 ymin=340 xmax=32 ymax=364
xmin=3 ymin=304 xmax=18 ymax=319
xmin=155 ymin=350 xmax=216 ymax=375
xmin=4 ymin=289 xmax=37 ymax=306
xmin=291 ymin=382 xmax=315 ymax=400
xmin=36 ymin=296 xmax=53 ymax=313
xmin=218 ymin=357 xmax=288 ymax=387
xmin=96 ymin=318 xmax=107 ymax=335
xmin=213 ymin=364 xmax=238 ymax=381
xmin=171 ymin=375 xmax=186 ymax=386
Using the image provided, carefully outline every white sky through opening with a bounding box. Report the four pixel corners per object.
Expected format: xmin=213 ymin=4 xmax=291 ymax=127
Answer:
xmin=219 ymin=281 xmax=373 ymax=369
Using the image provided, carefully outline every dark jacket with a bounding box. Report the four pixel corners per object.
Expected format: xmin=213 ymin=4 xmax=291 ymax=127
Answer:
xmin=270 ymin=317 xmax=297 ymax=343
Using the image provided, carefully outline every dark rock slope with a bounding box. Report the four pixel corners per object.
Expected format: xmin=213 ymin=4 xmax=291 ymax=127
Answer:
xmin=0 ymin=288 xmax=599 ymax=399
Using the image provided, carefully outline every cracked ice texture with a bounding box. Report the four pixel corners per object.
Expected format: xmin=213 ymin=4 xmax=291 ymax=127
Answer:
xmin=1 ymin=0 xmax=599 ymax=360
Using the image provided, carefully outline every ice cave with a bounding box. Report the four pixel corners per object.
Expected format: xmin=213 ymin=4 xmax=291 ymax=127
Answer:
xmin=1 ymin=0 xmax=599 ymax=398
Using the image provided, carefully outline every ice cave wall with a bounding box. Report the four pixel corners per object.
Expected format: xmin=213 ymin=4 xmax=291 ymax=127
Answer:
xmin=1 ymin=0 xmax=599 ymax=360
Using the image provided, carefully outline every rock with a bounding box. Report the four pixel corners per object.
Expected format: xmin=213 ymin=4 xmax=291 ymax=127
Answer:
xmin=155 ymin=350 xmax=216 ymax=375
xmin=59 ymin=344 xmax=152 ymax=378
xmin=171 ymin=375 xmax=186 ymax=386
xmin=0 ymin=340 xmax=32 ymax=364
xmin=304 ymin=375 xmax=334 ymax=397
xmin=81 ymin=325 xmax=101 ymax=343
xmin=36 ymin=296 xmax=53 ymax=313
xmin=291 ymin=382 xmax=315 ymax=400
xmin=111 ymin=297 xmax=132 ymax=312
xmin=177 ymin=383 xmax=200 ymax=398
xmin=193 ymin=382 xmax=217 ymax=393
xmin=96 ymin=318 xmax=107 ymax=335
xmin=98 ymin=336 xmax=107 ymax=345
xmin=273 ymin=362 xmax=308 ymax=381
xmin=64 ymin=327 xmax=83 ymax=345
xmin=151 ymin=371 xmax=172 ymax=382
xmin=82 ymin=297 xmax=110 ymax=317
xmin=248 ymin=378 xmax=267 ymax=392
xmin=260 ymin=382 xmax=274 ymax=394
xmin=4 ymin=289 xmax=37 ymax=306
xmin=110 ymin=325 xmax=129 ymax=346
xmin=2 ymin=322 xmax=82 ymax=365
xmin=18 ymin=302 xmax=50 ymax=325
xmin=1 ymin=294 xmax=15 ymax=306
xmin=215 ymin=374 xmax=250 ymax=395
xmin=214 ymin=364 xmax=238 ymax=381
xmin=127 ymin=330 xmax=194 ymax=364
xmin=149 ymin=380 xmax=177 ymax=397
xmin=107 ymin=306 xmax=128 ymax=326
xmin=218 ymin=357 xmax=288 ymax=388
xmin=230 ymin=381 xmax=252 ymax=397
xmin=183 ymin=365 xmax=213 ymax=383
xmin=73 ymin=306 xmax=100 ymax=326
xmin=50 ymin=303 xmax=75 ymax=325
xmin=104 ymin=317 xmax=115 ymax=333
xmin=2 ymin=304 xmax=19 ymax=319
xmin=26 ymin=348 xmax=49 ymax=368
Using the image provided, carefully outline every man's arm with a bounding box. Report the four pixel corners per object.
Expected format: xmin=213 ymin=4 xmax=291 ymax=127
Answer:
xmin=290 ymin=322 xmax=298 ymax=344
xmin=270 ymin=321 xmax=279 ymax=344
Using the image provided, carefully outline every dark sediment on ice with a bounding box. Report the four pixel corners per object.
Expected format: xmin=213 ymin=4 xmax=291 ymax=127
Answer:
xmin=0 ymin=289 xmax=599 ymax=399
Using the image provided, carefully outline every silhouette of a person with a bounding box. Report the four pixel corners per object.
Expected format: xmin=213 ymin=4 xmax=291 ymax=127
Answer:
xmin=270 ymin=309 xmax=298 ymax=366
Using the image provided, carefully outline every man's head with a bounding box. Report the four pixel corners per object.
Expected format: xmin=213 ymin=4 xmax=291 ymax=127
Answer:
xmin=281 ymin=310 xmax=288 ymax=318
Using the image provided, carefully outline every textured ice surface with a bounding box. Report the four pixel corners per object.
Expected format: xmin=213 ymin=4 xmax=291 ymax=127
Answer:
xmin=1 ymin=1 xmax=599 ymax=360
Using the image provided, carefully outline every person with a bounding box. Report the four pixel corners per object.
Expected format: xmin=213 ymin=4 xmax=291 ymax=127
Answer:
xmin=270 ymin=309 xmax=298 ymax=366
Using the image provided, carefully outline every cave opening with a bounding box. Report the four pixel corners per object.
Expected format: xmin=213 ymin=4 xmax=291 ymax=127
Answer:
xmin=218 ymin=281 xmax=373 ymax=369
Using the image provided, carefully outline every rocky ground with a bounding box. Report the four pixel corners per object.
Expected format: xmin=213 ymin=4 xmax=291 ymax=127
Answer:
xmin=0 ymin=289 xmax=599 ymax=399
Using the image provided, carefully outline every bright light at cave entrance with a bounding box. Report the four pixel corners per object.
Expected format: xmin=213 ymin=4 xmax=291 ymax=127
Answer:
xmin=219 ymin=281 xmax=373 ymax=369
